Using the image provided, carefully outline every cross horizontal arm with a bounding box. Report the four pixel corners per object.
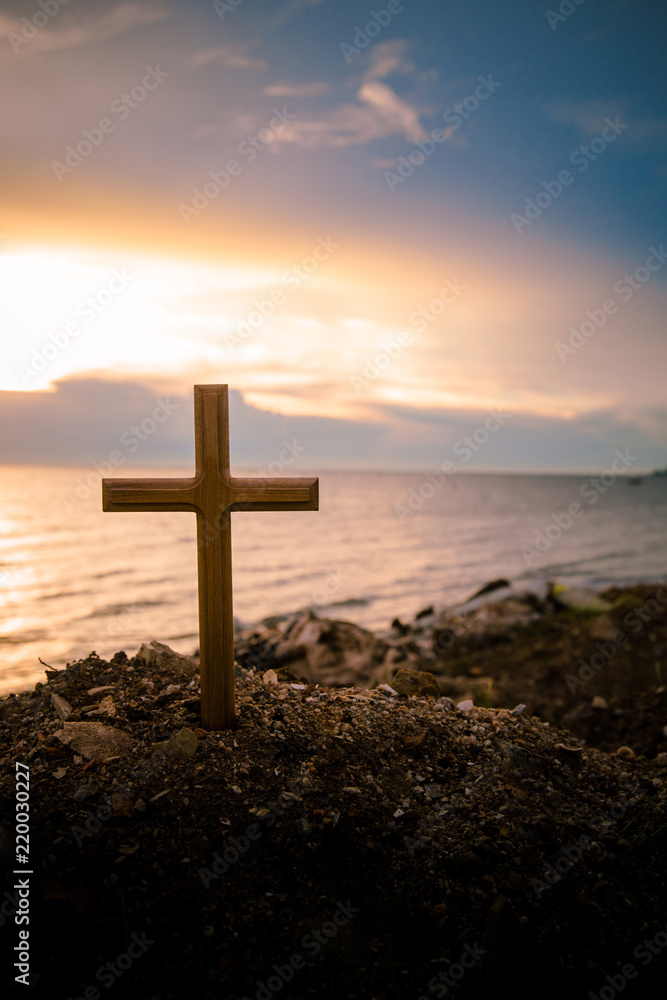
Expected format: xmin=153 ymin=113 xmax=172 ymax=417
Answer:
xmin=102 ymin=477 xmax=200 ymax=513
xmin=229 ymin=476 xmax=318 ymax=511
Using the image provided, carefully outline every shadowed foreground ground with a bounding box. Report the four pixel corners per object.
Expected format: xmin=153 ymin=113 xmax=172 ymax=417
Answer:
xmin=1 ymin=583 xmax=667 ymax=999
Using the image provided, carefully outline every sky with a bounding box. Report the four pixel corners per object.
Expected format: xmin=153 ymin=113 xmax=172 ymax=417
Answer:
xmin=0 ymin=0 xmax=665 ymax=471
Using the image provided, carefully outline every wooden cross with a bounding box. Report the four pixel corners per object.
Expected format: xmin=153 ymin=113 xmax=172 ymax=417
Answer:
xmin=102 ymin=384 xmax=318 ymax=730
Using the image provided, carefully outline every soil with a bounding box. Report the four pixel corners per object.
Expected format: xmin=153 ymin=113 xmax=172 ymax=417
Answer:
xmin=1 ymin=583 xmax=666 ymax=1000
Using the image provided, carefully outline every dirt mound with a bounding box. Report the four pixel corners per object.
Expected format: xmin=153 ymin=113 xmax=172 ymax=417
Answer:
xmin=1 ymin=622 xmax=667 ymax=999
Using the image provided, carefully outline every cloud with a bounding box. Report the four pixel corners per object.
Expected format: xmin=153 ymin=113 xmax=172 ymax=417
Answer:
xmin=0 ymin=377 xmax=664 ymax=473
xmin=362 ymin=40 xmax=415 ymax=84
xmin=268 ymin=42 xmax=426 ymax=150
xmin=3 ymin=2 xmax=168 ymax=57
xmin=357 ymin=80 xmax=425 ymax=142
xmin=191 ymin=45 xmax=267 ymax=71
xmin=545 ymin=99 xmax=627 ymax=135
xmin=264 ymin=81 xmax=331 ymax=97
xmin=263 ymin=0 xmax=327 ymax=32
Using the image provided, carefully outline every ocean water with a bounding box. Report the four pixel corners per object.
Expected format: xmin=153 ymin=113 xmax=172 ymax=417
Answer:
xmin=1 ymin=465 xmax=666 ymax=695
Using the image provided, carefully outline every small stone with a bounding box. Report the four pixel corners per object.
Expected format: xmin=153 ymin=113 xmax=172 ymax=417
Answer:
xmin=91 ymin=695 xmax=116 ymax=717
xmin=53 ymin=767 xmax=67 ymax=779
xmin=393 ymin=808 xmax=404 ymax=818
xmin=401 ymin=729 xmax=428 ymax=750
xmin=262 ymin=669 xmax=279 ymax=685
xmin=135 ymin=641 xmax=194 ymax=672
xmin=153 ymin=728 xmax=199 ymax=759
xmin=87 ymin=685 xmax=115 ymax=697
xmin=111 ymin=792 xmax=134 ymax=817
xmin=134 ymin=798 xmax=147 ymax=812
xmin=342 ymin=786 xmax=362 ymax=794
xmin=391 ymin=669 xmax=440 ymax=699
xmin=56 ymin=722 xmax=134 ymax=761
xmin=72 ymin=781 xmax=98 ymax=802
xmin=51 ymin=693 xmax=73 ymax=720
xmin=592 ymin=696 xmax=608 ymax=710
xmin=457 ymin=700 xmax=474 ymax=713
xmin=616 ymin=746 xmax=635 ymax=758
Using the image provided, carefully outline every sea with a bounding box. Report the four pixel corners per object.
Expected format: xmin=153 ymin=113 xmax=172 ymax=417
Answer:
xmin=1 ymin=465 xmax=666 ymax=696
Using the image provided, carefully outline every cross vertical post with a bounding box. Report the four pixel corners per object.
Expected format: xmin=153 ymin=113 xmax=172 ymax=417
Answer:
xmin=102 ymin=384 xmax=318 ymax=729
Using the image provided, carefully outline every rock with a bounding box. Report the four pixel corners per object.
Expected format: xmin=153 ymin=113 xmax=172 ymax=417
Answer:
xmin=592 ymin=695 xmax=608 ymax=709
xmin=90 ymin=695 xmax=116 ymax=717
xmin=87 ymin=685 xmax=115 ymax=697
xmin=72 ymin=781 xmax=98 ymax=802
xmin=51 ymin=692 xmax=73 ymax=720
xmin=401 ymin=729 xmax=428 ymax=750
xmin=467 ymin=579 xmax=511 ymax=600
xmin=550 ymin=584 xmax=612 ymax=615
xmin=616 ymin=745 xmax=635 ymax=758
xmin=111 ymin=792 xmax=135 ymax=816
xmin=55 ymin=722 xmax=134 ymax=760
xmin=391 ymin=669 xmax=440 ymax=699
xmin=246 ymin=610 xmax=411 ymax=688
xmin=262 ymin=669 xmax=278 ymax=685
xmin=415 ymin=606 xmax=435 ymax=620
xmin=153 ymin=727 xmax=199 ymax=759
xmin=135 ymin=641 xmax=196 ymax=673
xmin=456 ymin=699 xmax=474 ymax=712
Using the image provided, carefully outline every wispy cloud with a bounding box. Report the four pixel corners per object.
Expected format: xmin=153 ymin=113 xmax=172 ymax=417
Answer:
xmin=362 ymin=40 xmax=415 ymax=83
xmin=264 ymin=81 xmax=331 ymax=97
xmin=2 ymin=2 xmax=168 ymax=57
xmin=545 ymin=99 xmax=627 ymax=135
xmin=268 ymin=40 xmax=426 ymax=150
xmin=191 ymin=44 xmax=267 ymax=71
xmin=545 ymin=99 xmax=667 ymax=148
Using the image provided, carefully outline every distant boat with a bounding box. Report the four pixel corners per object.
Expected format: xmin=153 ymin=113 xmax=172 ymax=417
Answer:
xmin=652 ymin=468 xmax=667 ymax=477
xmin=628 ymin=477 xmax=643 ymax=485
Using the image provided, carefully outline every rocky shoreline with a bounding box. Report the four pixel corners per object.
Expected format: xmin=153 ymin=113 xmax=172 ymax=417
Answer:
xmin=1 ymin=580 xmax=666 ymax=998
